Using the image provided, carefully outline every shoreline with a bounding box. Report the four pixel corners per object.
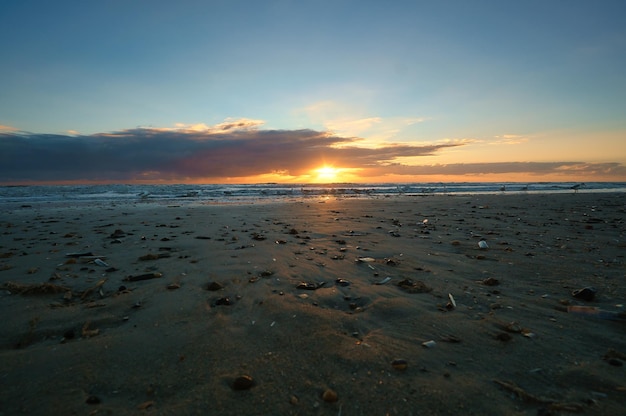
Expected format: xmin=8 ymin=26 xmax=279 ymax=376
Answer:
xmin=1 ymin=193 xmax=625 ymax=414
xmin=2 ymin=189 xmax=625 ymax=210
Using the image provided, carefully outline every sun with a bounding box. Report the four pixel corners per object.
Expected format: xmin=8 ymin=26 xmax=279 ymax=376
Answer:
xmin=314 ymin=165 xmax=340 ymax=182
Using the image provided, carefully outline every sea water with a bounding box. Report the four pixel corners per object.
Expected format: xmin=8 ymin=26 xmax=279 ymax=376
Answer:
xmin=0 ymin=182 xmax=625 ymax=206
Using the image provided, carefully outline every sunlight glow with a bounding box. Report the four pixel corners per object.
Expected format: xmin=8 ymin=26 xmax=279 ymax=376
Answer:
xmin=314 ymin=165 xmax=340 ymax=182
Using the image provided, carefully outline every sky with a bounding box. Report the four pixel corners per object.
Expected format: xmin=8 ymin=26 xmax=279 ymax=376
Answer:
xmin=1 ymin=0 xmax=625 ymax=184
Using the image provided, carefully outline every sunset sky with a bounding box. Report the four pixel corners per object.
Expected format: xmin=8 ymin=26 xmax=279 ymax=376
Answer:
xmin=1 ymin=0 xmax=625 ymax=184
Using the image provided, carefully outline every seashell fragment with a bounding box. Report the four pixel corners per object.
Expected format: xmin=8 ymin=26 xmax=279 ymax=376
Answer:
xmin=448 ymin=293 xmax=456 ymax=308
xmin=374 ymin=277 xmax=391 ymax=285
xmin=356 ymin=257 xmax=376 ymax=263
xmin=478 ymin=240 xmax=489 ymax=250
xmin=422 ymin=340 xmax=437 ymax=348
xmin=446 ymin=293 xmax=456 ymax=311
xmin=94 ymin=258 xmax=109 ymax=267
xmin=297 ymin=282 xmax=318 ymax=290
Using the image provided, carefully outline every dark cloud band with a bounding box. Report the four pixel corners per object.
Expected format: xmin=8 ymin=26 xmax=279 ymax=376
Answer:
xmin=1 ymin=127 xmax=624 ymax=183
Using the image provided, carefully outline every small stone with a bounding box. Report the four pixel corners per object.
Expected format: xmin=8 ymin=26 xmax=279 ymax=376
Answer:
xmin=215 ymin=297 xmax=232 ymax=306
xmin=297 ymin=282 xmax=318 ymax=290
xmin=85 ymin=395 xmax=101 ymax=405
xmin=391 ymin=359 xmax=408 ymax=371
xmin=572 ymin=287 xmax=596 ymax=301
xmin=495 ymin=332 xmax=512 ymax=342
xmin=607 ymin=358 xmax=623 ymax=367
xmin=232 ymin=375 xmax=255 ymax=390
xmin=322 ymin=388 xmax=338 ymax=403
xmin=506 ymin=322 xmax=523 ymax=333
xmin=289 ymin=395 xmax=299 ymax=405
xmin=207 ymin=281 xmax=224 ymax=291
xmin=482 ymin=277 xmax=500 ymax=286
xmin=110 ymin=229 xmax=126 ymax=239
xmin=397 ymin=278 xmax=432 ymax=293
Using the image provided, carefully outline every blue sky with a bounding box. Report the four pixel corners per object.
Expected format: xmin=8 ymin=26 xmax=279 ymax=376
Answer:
xmin=1 ymin=0 xmax=625 ymax=183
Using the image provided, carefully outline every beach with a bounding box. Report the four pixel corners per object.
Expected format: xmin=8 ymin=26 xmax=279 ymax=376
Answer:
xmin=1 ymin=193 xmax=625 ymax=415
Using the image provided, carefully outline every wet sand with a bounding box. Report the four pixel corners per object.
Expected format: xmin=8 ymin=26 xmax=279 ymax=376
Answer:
xmin=1 ymin=193 xmax=625 ymax=415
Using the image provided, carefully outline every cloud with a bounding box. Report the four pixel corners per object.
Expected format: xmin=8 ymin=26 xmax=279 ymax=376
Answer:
xmin=299 ymin=100 xmax=429 ymax=141
xmin=492 ymin=134 xmax=529 ymax=145
xmin=171 ymin=118 xmax=265 ymax=133
xmin=364 ymin=161 xmax=626 ymax=178
xmin=325 ymin=117 xmax=382 ymax=137
xmin=0 ymin=125 xmax=18 ymax=132
xmin=0 ymin=121 xmax=463 ymax=183
xmin=2 ymin=121 xmax=624 ymax=183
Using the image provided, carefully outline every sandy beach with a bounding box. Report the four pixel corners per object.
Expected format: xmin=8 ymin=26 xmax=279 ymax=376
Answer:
xmin=1 ymin=193 xmax=625 ymax=415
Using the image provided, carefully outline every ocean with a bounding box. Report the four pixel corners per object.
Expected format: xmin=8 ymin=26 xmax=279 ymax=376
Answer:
xmin=1 ymin=182 xmax=625 ymax=207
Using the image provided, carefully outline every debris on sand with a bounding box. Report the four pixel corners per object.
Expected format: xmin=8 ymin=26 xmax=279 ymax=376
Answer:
xmin=396 ymin=278 xmax=432 ymax=293
xmin=2 ymin=281 xmax=70 ymax=295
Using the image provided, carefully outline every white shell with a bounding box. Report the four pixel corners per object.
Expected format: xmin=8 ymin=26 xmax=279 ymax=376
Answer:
xmin=448 ymin=293 xmax=457 ymax=308
xmin=356 ymin=257 xmax=376 ymax=263
xmin=478 ymin=240 xmax=489 ymax=249
xmin=375 ymin=277 xmax=392 ymax=285
xmin=94 ymin=258 xmax=109 ymax=267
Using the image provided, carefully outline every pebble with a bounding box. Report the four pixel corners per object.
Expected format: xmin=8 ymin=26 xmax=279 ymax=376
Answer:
xmin=607 ymin=358 xmax=623 ymax=367
xmin=572 ymin=286 xmax=596 ymax=301
xmin=496 ymin=332 xmax=512 ymax=342
xmin=322 ymin=388 xmax=338 ymax=403
xmin=482 ymin=277 xmax=500 ymax=286
xmin=232 ymin=375 xmax=255 ymax=390
xmin=391 ymin=359 xmax=408 ymax=371
xmin=207 ymin=281 xmax=224 ymax=291
xmin=85 ymin=395 xmax=101 ymax=405
xmin=297 ymin=282 xmax=318 ymax=290
xmin=215 ymin=297 xmax=232 ymax=306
